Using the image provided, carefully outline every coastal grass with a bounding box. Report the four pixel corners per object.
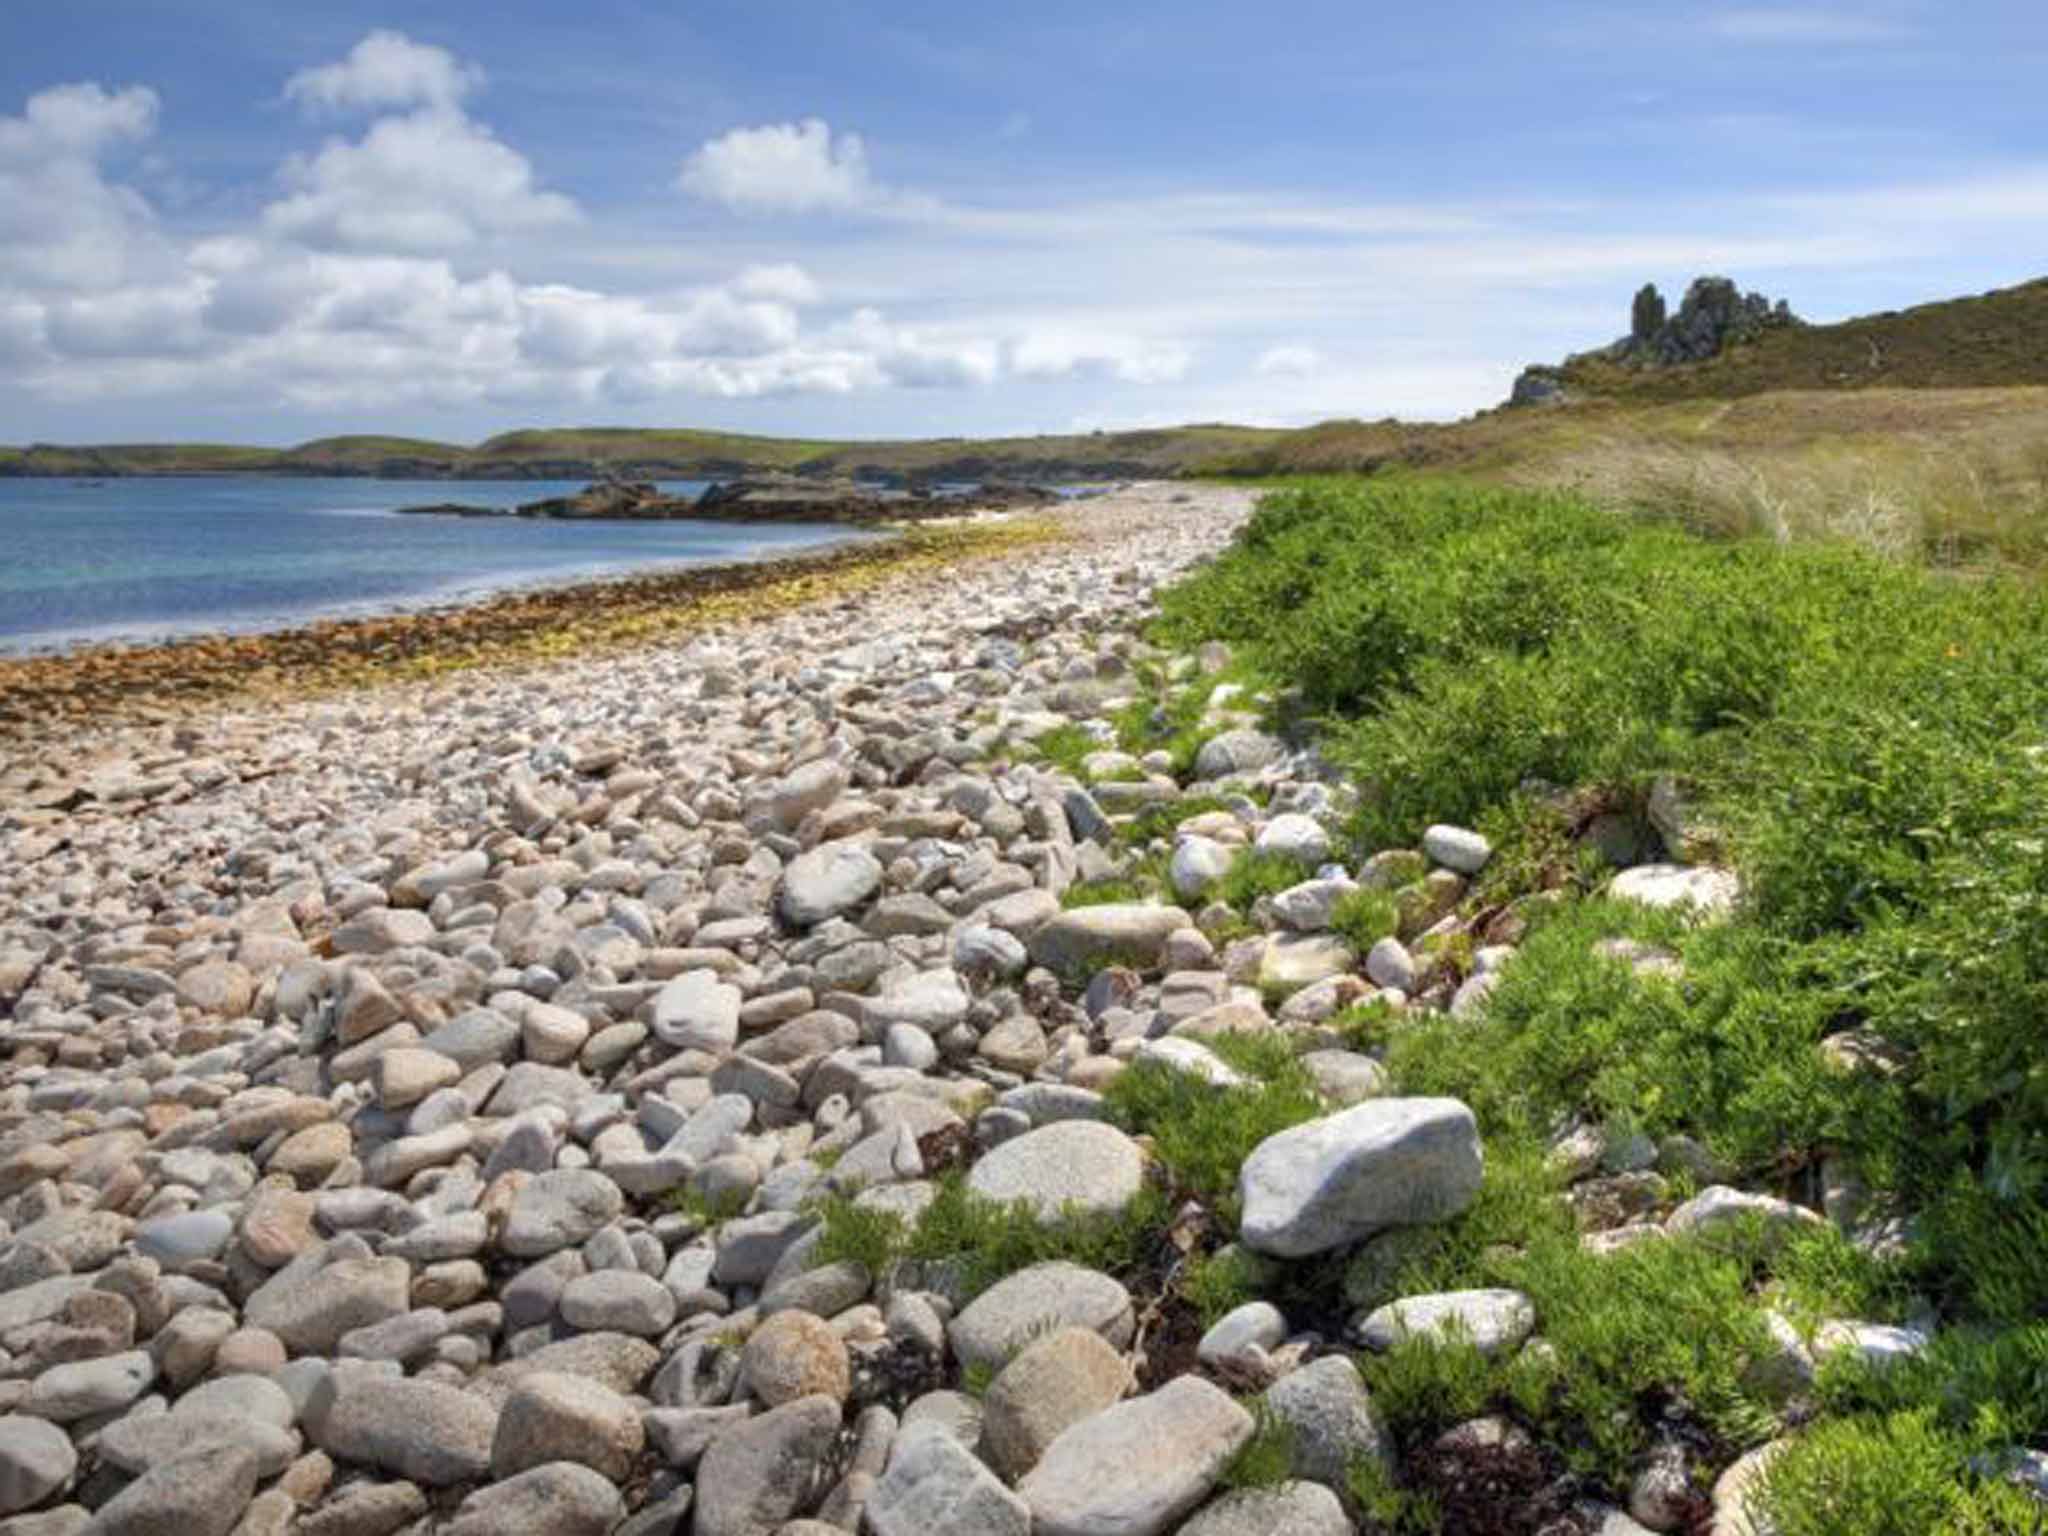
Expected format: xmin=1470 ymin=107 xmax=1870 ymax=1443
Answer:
xmin=809 ymin=1171 xmax=1171 ymax=1305
xmin=0 ymin=515 xmax=1067 ymax=737
xmin=1102 ymin=1031 xmax=1323 ymax=1219
xmin=1142 ymin=472 xmax=2048 ymax=1517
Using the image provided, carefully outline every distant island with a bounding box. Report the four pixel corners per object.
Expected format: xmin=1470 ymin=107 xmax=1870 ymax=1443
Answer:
xmin=395 ymin=476 xmax=1062 ymax=524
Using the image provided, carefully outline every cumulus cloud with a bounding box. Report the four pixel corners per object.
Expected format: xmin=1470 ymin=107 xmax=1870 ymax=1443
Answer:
xmin=284 ymin=30 xmax=482 ymax=113
xmin=680 ymin=118 xmax=916 ymax=214
xmin=0 ymin=82 xmax=164 ymax=290
xmin=264 ymin=107 xmax=578 ymax=250
xmin=264 ymin=34 xmax=574 ymax=251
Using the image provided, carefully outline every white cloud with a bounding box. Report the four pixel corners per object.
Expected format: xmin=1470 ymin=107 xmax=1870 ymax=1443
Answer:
xmin=679 ymin=118 xmax=924 ymax=215
xmin=284 ymin=30 xmax=481 ymax=113
xmin=1010 ymin=330 xmax=1194 ymax=385
xmin=1255 ymin=345 xmax=1323 ymax=377
xmin=263 ymin=35 xmax=573 ymax=251
xmin=264 ymin=106 xmax=579 ymax=250
xmin=0 ymin=83 xmax=165 ymax=290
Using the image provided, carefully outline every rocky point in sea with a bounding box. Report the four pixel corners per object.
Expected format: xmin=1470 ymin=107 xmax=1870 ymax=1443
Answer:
xmin=0 ymin=481 xmax=1824 ymax=1535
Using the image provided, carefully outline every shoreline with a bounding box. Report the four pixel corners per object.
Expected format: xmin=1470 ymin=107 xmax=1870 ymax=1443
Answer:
xmin=0 ymin=512 xmax=1056 ymax=739
xmin=0 ymin=522 xmax=879 ymax=661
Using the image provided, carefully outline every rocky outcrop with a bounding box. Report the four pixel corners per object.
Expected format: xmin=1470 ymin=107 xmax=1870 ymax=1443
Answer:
xmin=398 ymin=476 xmax=1063 ymax=524
xmin=1509 ymin=275 xmax=1803 ymax=405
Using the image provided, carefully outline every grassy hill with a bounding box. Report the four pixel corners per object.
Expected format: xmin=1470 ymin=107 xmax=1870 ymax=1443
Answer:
xmin=0 ymin=423 xmax=1285 ymax=482
xmin=1557 ymin=277 xmax=2048 ymax=402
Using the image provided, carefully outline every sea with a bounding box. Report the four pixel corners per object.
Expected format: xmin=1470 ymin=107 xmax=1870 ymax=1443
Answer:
xmin=0 ymin=477 xmax=872 ymax=655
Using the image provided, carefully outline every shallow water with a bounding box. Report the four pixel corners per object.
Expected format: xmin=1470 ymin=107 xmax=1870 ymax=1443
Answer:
xmin=0 ymin=477 xmax=866 ymax=653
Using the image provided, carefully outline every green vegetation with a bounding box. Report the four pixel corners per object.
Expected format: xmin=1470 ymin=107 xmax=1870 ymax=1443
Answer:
xmin=1101 ymin=1032 xmax=1323 ymax=1218
xmin=1140 ymin=471 xmax=2048 ymax=1524
xmin=1329 ymin=886 xmax=1400 ymax=953
xmin=810 ymin=1172 xmax=1171 ymax=1305
xmin=1218 ymin=1398 xmax=1298 ymax=1490
xmin=1027 ymin=723 xmax=1104 ymax=779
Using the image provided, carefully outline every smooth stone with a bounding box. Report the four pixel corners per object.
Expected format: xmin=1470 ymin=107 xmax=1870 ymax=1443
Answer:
xmin=964 ymin=1121 xmax=1145 ymax=1221
xmin=1019 ymin=1375 xmax=1254 ymax=1536
xmin=1026 ymin=905 xmax=1191 ymax=975
xmin=1422 ymin=824 xmax=1493 ymax=875
xmin=651 ymin=970 xmax=741 ymax=1054
xmin=81 ymin=1442 xmax=259 ymax=1536
xmin=690 ymin=1395 xmax=842 ymax=1536
xmin=445 ymin=1462 xmax=624 ymax=1536
xmin=1263 ymin=1355 xmax=1393 ymax=1485
xmin=949 ymin=1263 xmax=1135 ymax=1376
xmin=29 ymin=1350 xmax=154 ymax=1422
xmin=0 ymin=1417 xmax=76 ymax=1514
xmin=1177 ymin=1482 xmax=1351 ymax=1536
xmin=779 ymin=842 xmax=885 ymax=928
xmin=305 ymin=1371 xmax=498 ymax=1486
xmin=490 ymin=1372 xmax=645 ymax=1482
xmin=867 ymin=1420 xmax=1031 ymax=1536
xmin=741 ymin=1310 xmax=851 ymax=1407
xmin=1609 ymin=864 xmax=1740 ymax=921
xmin=1239 ymin=1098 xmax=1484 ymax=1258
xmin=1354 ymin=1289 xmax=1537 ymax=1357
xmin=980 ymin=1326 xmax=1133 ymax=1480
xmin=502 ymin=1170 xmax=625 ymax=1258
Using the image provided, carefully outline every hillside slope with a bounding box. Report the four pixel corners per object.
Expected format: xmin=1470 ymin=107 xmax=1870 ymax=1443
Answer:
xmin=1556 ymin=277 xmax=2048 ymax=402
xmin=0 ymin=424 xmax=1284 ymax=482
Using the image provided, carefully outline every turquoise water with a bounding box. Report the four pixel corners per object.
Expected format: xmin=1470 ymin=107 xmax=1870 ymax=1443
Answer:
xmin=0 ymin=477 xmax=866 ymax=653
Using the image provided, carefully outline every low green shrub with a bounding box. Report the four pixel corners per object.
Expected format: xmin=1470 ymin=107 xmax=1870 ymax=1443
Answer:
xmin=1102 ymin=1032 xmax=1323 ymax=1217
xmin=810 ymin=1175 xmax=1171 ymax=1305
xmin=1218 ymin=1398 xmax=1297 ymax=1490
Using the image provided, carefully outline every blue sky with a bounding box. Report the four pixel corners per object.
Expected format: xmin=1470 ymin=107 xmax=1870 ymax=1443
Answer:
xmin=2 ymin=1 xmax=2045 ymax=444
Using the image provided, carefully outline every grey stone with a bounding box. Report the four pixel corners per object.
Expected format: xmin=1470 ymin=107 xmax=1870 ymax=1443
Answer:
xmin=779 ymin=842 xmax=884 ymax=928
xmin=1422 ymin=825 xmax=1492 ymax=875
xmin=29 ymin=1350 xmax=154 ymax=1422
xmin=502 ymin=1169 xmax=625 ymax=1257
xmin=0 ymin=1416 xmax=75 ymax=1514
xmin=79 ymin=1442 xmax=258 ymax=1536
xmin=244 ymin=1247 xmax=411 ymax=1355
xmin=651 ymin=970 xmax=740 ymax=1054
xmin=1194 ymin=730 xmax=1284 ymax=780
xmin=980 ymin=1327 xmax=1133 ymax=1480
xmin=1256 ymin=814 xmax=1329 ymax=866
xmin=1264 ymin=1355 xmax=1392 ymax=1488
xmin=490 ymin=1371 xmax=645 ymax=1481
xmin=445 ymin=1462 xmax=624 ymax=1536
xmin=1178 ymin=1482 xmax=1352 ymax=1536
xmin=949 ymin=1263 xmax=1135 ymax=1375
xmin=1354 ymin=1289 xmax=1536 ymax=1357
xmin=558 ymin=1270 xmax=677 ymax=1336
xmin=1027 ymin=904 xmax=1191 ymax=975
xmin=305 ymin=1370 xmax=499 ymax=1486
xmin=1196 ymin=1302 xmax=1287 ymax=1370
xmin=690 ymin=1394 xmax=841 ymax=1536
xmin=1019 ymin=1374 xmax=1254 ymax=1536
xmin=965 ymin=1120 xmax=1145 ymax=1221
xmin=867 ymin=1420 xmax=1031 ymax=1536
xmin=132 ymin=1210 xmax=235 ymax=1270
xmin=1239 ymin=1098 xmax=1484 ymax=1258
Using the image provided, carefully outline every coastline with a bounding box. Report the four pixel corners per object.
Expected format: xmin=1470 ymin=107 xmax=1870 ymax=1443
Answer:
xmin=0 ymin=512 xmax=1057 ymax=740
xmin=0 ymin=522 xmax=877 ymax=660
